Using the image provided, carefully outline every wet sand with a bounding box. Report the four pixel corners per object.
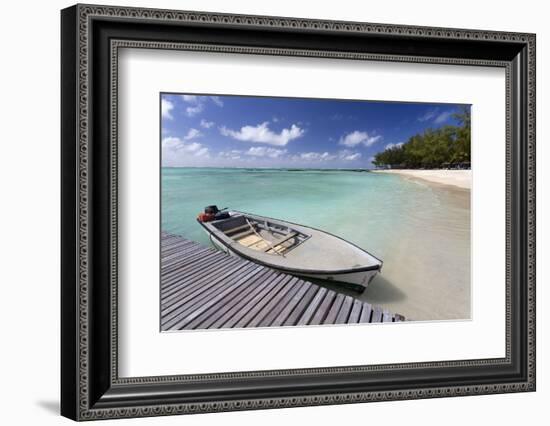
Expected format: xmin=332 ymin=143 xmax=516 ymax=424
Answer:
xmin=373 ymin=169 xmax=472 ymax=190
xmin=357 ymin=178 xmax=471 ymax=321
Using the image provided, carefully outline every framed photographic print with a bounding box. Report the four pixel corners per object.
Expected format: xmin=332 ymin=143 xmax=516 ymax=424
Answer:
xmin=61 ymin=4 xmax=536 ymax=421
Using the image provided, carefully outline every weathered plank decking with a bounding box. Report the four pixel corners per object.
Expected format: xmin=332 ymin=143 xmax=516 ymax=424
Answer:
xmin=161 ymin=232 xmax=404 ymax=331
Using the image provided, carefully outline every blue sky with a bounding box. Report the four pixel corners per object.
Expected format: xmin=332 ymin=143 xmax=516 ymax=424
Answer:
xmin=161 ymin=93 xmax=467 ymax=169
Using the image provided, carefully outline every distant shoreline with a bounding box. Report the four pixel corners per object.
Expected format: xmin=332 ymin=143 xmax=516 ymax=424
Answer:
xmin=162 ymin=167 xmax=471 ymax=190
xmin=372 ymin=169 xmax=471 ymax=190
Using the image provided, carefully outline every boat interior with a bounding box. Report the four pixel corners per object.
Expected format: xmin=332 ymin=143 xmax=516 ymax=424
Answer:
xmin=212 ymin=215 xmax=309 ymax=255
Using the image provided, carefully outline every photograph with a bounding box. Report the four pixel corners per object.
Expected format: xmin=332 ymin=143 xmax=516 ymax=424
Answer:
xmin=160 ymin=93 xmax=472 ymax=331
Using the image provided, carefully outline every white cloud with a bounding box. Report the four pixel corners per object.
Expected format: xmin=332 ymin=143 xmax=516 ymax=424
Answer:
xmin=245 ymin=147 xmax=287 ymax=158
xmin=220 ymin=122 xmax=304 ymax=146
xmin=181 ymin=95 xmax=198 ymax=103
xmin=200 ymin=119 xmax=214 ymax=129
xmin=337 ymin=150 xmax=362 ymax=161
xmin=434 ymin=110 xmax=453 ymax=124
xmin=219 ymin=150 xmax=243 ymax=160
xmin=339 ymin=130 xmax=381 ymax=147
xmin=183 ymin=128 xmax=202 ymax=140
xmin=180 ymin=95 xmax=223 ymax=117
xmin=210 ymin=96 xmax=224 ymax=107
xmin=194 ymin=147 xmax=209 ymax=157
xmin=161 ymin=99 xmax=174 ymax=120
xmin=182 ymin=142 xmax=204 ymax=153
xmin=185 ymin=103 xmax=204 ymax=117
xmin=297 ymin=152 xmax=336 ymax=161
xmin=418 ymin=108 xmax=438 ymax=122
xmin=293 ymin=150 xmax=361 ymax=162
xmin=341 ymin=152 xmax=361 ymax=161
xmin=385 ymin=142 xmax=404 ymax=150
xmin=162 ymin=137 xmax=180 ymax=150
xmin=418 ymin=108 xmax=453 ymax=124
xmin=162 ymin=136 xmax=209 ymax=166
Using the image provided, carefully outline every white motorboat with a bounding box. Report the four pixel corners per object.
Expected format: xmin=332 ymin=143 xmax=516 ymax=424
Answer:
xmin=197 ymin=206 xmax=382 ymax=291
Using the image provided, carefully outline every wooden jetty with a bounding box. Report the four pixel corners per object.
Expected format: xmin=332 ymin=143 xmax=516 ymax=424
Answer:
xmin=161 ymin=232 xmax=404 ymax=331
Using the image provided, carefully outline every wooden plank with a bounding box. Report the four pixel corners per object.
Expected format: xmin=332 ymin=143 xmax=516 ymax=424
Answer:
xmin=161 ymin=235 xmax=191 ymax=246
xmin=161 ymin=238 xmax=200 ymax=250
xmin=210 ymin=273 xmax=288 ymax=329
xmin=348 ymin=299 xmax=363 ymax=324
xmin=162 ymin=248 xmax=209 ymax=265
xmin=162 ymin=263 xmax=263 ymax=331
xmin=162 ymin=264 xmax=265 ymax=329
xmin=223 ymin=223 xmax=251 ymax=235
xmin=231 ymin=275 xmax=294 ymax=329
xmin=162 ymin=244 xmax=206 ymax=257
xmin=162 ymin=253 xmax=238 ymax=289
xmin=296 ymin=287 xmax=327 ymax=326
xmin=359 ymin=303 xmax=373 ymax=323
xmin=161 ymin=260 xmax=255 ymax=312
xmin=282 ymin=284 xmax=319 ymax=326
xmin=309 ymin=291 xmax=336 ymax=325
xmin=161 ymin=236 xmax=197 ymax=248
xmin=263 ymin=232 xmax=297 ymax=252
xmin=335 ymin=295 xmax=354 ymax=324
xmin=162 ymin=260 xmax=253 ymax=310
xmin=323 ymin=293 xmax=345 ymax=325
xmin=161 ymin=241 xmax=197 ymax=254
xmin=257 ymin=277 xmax=303 ymax=327
xmin=162 ymin=253 xmax=227 ymax=286
xmin=161 ymin=244 xmax=219 ymax=266
xmin=162 ymin=249 xmax=222 ymax=277
xmin=162 ymin=241 xmax=207 ymax=258
xmin=371 ymin=306 xmax=383 ymax=323
xmin=161 ymin=251 xmax=223 ymax=287
xmin=162 ymin=263 xmax=250 ymax=322
xmin=269 ymin=280 xmax=312 ymax=327
xmin=198 ymin=271 xmax=283 ymax=329
xmin=162 ymin=257 xmax=242 ymax=300
xmin=184 ymin=269 xmax=278 ymax=330
xmin=161 ymin=245 xmax=214 ymax=267
xmin=247 ymin=277 xmax=300 ymax=328
xmin=171 ymin=271 xmax=267 ymax=330
xmin=230 ymin=229 xmax=256 ymax=242
xmin=161 ymin=259 xmax=249 ymax=315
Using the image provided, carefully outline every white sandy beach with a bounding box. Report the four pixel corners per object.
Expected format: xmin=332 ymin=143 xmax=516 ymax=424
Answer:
xmin=373 ymin=169 xmax=471 ymax=190
xmin=358 ymin=171 xmax=471 ymax=320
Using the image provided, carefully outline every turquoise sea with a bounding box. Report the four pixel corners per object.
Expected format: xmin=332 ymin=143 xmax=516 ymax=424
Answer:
xmin=162 ymin=168 xmax=470 ymax=321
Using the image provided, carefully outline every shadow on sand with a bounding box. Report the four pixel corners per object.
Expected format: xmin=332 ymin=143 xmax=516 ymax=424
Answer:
xmin=360 ymin=274 xmax=407 ymax=304
xmin=309 ymin=274 xmax=406 ymax=306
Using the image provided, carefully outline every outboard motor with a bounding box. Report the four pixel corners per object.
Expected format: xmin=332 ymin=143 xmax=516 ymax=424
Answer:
xmin=204 ymin=205 xmax=219 ymax=215
xmin=197 ymin=205 xmax=217 ymax=223
xmin=215 ymin=210 xmax=230 ymax=220
xmin=197 ymin=205 xmax=230 ymax=222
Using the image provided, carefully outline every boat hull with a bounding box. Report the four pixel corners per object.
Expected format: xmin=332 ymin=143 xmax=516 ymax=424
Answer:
xmin=207 ymin=232 xmax=378 ymax=290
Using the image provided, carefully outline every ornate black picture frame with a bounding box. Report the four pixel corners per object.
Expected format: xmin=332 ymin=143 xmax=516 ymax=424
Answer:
xmin=61 ymin=4 xmax=535 ymax=421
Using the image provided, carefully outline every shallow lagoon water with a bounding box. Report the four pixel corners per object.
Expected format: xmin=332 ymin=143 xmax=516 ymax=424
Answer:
xmin=162 ymin=168 xmax=470 ymax=321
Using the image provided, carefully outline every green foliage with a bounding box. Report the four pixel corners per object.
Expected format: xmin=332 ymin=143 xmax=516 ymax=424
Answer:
xmin=373 ymin=108 xmax=471 ymax=169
